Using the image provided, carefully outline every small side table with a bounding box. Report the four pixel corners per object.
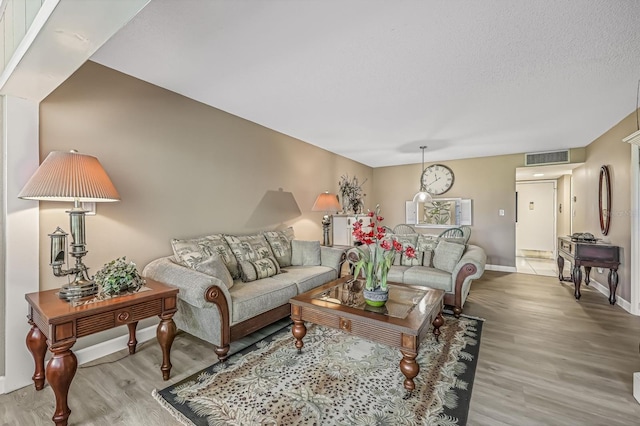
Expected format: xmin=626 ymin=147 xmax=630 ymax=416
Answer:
xmin=25 ymin=278 xmax=178 ymax=426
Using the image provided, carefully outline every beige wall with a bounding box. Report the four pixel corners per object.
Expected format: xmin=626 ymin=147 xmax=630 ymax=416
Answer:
xmin=572 ymin=112 xmax=634 ymax=301
xmin=38 ymin=61 xmax=373 ymax=291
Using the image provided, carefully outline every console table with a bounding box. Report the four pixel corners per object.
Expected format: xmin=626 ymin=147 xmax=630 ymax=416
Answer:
xmin=25 ymin=278 xmax=178 ymax=426
xmin=557 ymin=236 xmax=620 ymax=304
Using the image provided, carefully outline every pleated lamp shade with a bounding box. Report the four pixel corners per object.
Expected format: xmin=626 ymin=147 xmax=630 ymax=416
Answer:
xmin=18 ymin=151 xmax=120 ymax=202
xmin=312 ymin=192 xmax=341 ymax=212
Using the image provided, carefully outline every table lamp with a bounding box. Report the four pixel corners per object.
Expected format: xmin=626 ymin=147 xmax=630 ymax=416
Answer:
xmin=18 ymin=150 xmax=120 ymax=301
xmin=312 ymin=191 xmax=341 ymax=246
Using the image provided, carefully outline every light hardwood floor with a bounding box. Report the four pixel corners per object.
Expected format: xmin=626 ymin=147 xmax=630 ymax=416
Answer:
xmin=1 ymin=271 xmax=640 ymax=425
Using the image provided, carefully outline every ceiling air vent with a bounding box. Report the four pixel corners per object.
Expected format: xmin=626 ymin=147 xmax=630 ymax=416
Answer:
xmin=524 ymin=150 xmax=570 ymax=166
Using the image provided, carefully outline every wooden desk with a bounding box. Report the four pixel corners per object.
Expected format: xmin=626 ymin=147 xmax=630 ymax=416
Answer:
xmin=557 ymin=237 xmax=620 ymax=304
xmin=25 ymin=278 xmax=178 ymax=426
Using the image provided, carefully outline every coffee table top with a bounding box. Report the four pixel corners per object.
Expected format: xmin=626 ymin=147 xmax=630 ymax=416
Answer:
xmin=290 ymin=276 xmax=444 ymax=336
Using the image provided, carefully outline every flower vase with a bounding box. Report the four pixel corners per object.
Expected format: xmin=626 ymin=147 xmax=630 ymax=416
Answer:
xmin=363 ymin=286 xmax=389 ymax=307
xmin=363 ymin=272 xmax=389 ymax=307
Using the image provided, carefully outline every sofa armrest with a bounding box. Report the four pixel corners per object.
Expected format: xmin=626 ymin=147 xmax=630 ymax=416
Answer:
xmin=320 ymin=246 xmax=348 ymax=274
xmin=142 ymin=256 xmax=233 ymax=313
xmin=450 ymin=245 xmax=487 ymax=308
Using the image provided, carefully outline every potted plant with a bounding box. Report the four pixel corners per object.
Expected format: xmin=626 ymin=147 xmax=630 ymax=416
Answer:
xmin=348 ymin=205 xmax=416 ymax=306
xmin=338 ymin=174 xmax=367 ymax=214
xmin=95 ymin=257 xmax=145 ymax=297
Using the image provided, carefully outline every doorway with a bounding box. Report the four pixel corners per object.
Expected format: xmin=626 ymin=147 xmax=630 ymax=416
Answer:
xmin=516 ymin=180 xmax=557 ymax=276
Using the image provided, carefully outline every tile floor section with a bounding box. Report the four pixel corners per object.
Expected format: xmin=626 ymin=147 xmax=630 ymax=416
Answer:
xmin=516 ymin=256 xmax=566 ymax=277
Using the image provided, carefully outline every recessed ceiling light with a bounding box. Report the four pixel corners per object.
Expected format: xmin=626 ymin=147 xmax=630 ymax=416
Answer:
xmin=533 ymin=173 xmax=544 ymax=177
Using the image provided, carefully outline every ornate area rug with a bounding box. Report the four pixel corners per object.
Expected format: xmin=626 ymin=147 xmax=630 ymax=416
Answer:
xmin=153 ymin=314 xmax=483 ymax=425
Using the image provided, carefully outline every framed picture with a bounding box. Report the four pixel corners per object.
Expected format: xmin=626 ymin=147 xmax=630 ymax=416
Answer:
xmin=407 ymin=198 xmax=472 ymax=228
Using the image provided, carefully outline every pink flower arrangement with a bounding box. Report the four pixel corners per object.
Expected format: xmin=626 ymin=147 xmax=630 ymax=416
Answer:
xmin=349 ymin=204 xmax=416 ymax=291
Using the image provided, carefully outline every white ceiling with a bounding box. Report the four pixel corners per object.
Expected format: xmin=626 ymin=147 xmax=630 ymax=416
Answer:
xmin=88 ymin=1 xmax=640 ymax=167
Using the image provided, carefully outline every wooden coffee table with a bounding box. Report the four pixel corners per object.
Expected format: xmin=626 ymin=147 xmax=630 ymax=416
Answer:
xmin=290 ymin=276 xmax=444 ymax=392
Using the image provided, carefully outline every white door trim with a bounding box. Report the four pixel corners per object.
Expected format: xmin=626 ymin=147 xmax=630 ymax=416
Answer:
xmin=630 ymin=144 xmax=639 ymax=315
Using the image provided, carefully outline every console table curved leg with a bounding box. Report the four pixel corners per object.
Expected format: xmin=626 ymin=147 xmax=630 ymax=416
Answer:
xmin=557 ymin=255 xmax=565 ymax=281
xmin=46 ymin=343 xmax=77 ymax=426
xmin=608 ymin=269 xmax=619 ymax=305
xmin=26 ymin=321 xmax=47 ymax=391
xmin=400 ymin=350 xmax=419 ymax=392
xmin=584 ymin=266 xmax=592 ymax=286
xmin=292 ymin=319 xmax=307 ymax=354
xmin=157 ymin=315 xmax=177 ymax=380
xmin=572 ymin=265 xmax=582 ymax=299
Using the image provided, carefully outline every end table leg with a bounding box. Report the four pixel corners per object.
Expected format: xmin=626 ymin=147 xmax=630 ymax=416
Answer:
xmin=127 ymin=321 xmax=138 ymax=355
xmin=46 ymin=343 xmax=77 ymax=426
xmin=292 ymin=319 xmax=307 ymax=354
xmin=26 ymin=321 xmax=47 ymax=390
xmin=157 ymin=314 xmax=177 ymax=381
xmin=432 ymin=311 xmax=444 ymax=342
xmin=400 ymin=350 xmax=419 ymax=392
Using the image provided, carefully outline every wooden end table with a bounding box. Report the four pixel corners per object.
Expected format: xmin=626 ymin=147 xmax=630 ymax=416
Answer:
xmin=25 ymin=278 xmax=178 ymax=426
xmin=290 ymin=276 xmax=444 ymax=392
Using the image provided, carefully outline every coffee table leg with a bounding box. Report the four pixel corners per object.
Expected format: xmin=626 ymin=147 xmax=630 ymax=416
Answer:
xmin=400 ymin=351 xmax=419 ymax=392
xmin=432 ymin=311 xmax=444 ymax=342
xmin=292 ymin=319 xmax=307 ymax=353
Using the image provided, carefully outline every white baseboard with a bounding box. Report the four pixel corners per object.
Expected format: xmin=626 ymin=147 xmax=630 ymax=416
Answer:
xmin=634 ymin=372 xmax=640 ymax=404
xmin=485 ymin=264 xmax=517 ymax=273
xmin=75 ymin=325 xmax=157 ymax=366
xmin=0 ymin=376 xmax=5 ymax=394
xmin=586 ymin=278 xmax=631 ymax=313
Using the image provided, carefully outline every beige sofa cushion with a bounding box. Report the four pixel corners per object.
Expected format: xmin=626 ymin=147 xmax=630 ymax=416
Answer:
xmin=230 ymin=278 xmax=298 ymax=324
xmin=291 ymin=240 xmax=321 ymax=266
xmin=433 ymin=240 xmax=466 ymax=273
xmin=192 ymin=254 xmax=234 ymax=289
xmin=403 ymin=266 xmax=452 ymax=291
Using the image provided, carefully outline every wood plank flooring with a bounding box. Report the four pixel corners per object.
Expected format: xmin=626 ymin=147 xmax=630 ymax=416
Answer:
xmin=1 ymin=271 xmax=640 ymax=425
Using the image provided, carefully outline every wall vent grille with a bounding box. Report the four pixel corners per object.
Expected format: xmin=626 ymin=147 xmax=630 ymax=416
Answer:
xmin=524 ymin=150 xmax=569 ymax=166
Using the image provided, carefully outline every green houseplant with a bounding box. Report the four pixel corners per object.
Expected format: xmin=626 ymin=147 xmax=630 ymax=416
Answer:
xmin=95 ymin=257 xmax=145 ymax=297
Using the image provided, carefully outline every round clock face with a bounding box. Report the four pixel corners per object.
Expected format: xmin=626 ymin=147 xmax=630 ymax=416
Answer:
xmin=421 ymin=164 xmax=454 ymax=195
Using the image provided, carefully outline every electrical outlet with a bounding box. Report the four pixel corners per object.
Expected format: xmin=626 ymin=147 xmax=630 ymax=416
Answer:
xmin=499 ymin=209 xmax=505 ymax=216
xmin=597 ymin=267 xmax=604 ymax=274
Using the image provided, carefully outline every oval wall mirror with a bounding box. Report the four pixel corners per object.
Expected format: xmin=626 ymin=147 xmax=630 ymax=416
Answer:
xmin=598 ymin=165 xmax=611 ymax=235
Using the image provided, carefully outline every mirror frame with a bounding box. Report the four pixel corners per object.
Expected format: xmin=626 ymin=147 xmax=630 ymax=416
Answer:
xmin=598 ymin=165 xmax=611 ymax=235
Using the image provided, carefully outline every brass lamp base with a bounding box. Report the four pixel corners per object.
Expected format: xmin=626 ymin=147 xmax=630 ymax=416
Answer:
xmin=58 ymin=279 xmax=99 ymax=301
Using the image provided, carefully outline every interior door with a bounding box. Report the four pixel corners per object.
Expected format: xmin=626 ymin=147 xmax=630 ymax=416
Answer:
xmin=516 ymin=181 xmax=556 ymax=254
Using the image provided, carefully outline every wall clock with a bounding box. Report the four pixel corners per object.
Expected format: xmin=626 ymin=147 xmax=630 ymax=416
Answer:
xmin=421 ymin=164 xmax=454 ymax=195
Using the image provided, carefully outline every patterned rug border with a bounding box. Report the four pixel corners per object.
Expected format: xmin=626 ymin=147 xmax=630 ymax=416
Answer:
xmin=153 ymin=314 xmax=484 ymax=425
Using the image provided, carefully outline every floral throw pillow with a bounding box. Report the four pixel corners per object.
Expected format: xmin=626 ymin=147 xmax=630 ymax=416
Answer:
xmin=171 ymin=234 xmax=239 ymax=279
xmin=239 ymin=258 xmax=281 ymax=282
xmin=263 ymin=227 xmax=295 ymax=267
xmin=416 ymin=234 xmax=439 ymax=267
xmin=224 ymin=234 xmax=281 ymax=282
